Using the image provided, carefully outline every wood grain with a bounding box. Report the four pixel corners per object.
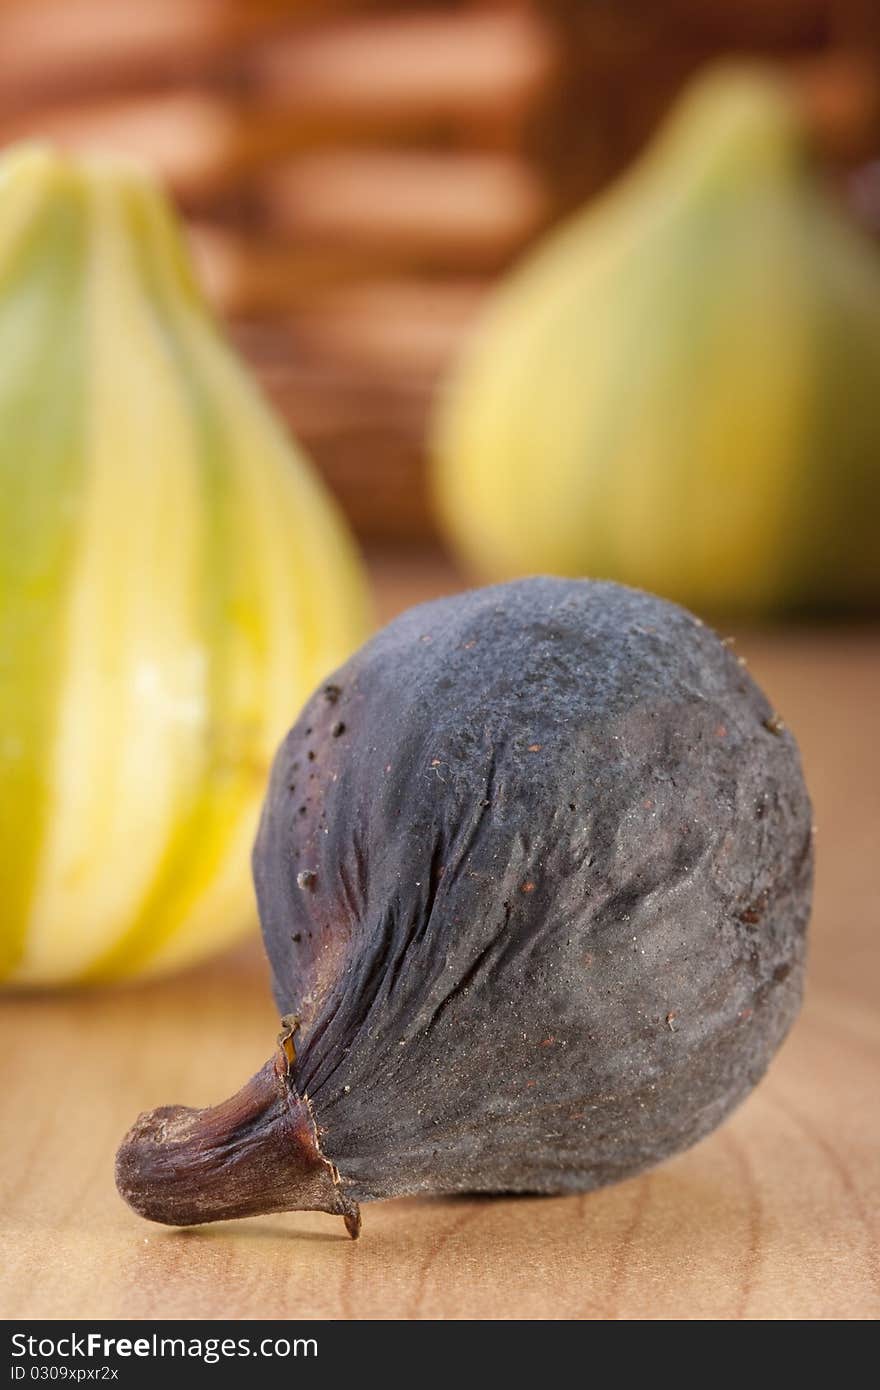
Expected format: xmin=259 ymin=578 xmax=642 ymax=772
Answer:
xmin=1 ymin=555 xmax=878 ymax=1321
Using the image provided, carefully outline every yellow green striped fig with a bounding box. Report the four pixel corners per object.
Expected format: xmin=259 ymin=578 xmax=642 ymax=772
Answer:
xmin=432 ymin=65 xmax=880 ymax=615
xmin=0 ymin=145 xmax=370 ymax=987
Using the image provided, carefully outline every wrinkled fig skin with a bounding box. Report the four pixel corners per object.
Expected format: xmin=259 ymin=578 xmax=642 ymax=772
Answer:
xmin=118 ymin=579 xmax=812 ymax=1235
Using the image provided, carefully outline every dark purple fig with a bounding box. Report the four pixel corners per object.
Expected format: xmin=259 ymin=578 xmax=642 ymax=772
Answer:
xmin=116 ymin=579 xmax=813 ymax=1237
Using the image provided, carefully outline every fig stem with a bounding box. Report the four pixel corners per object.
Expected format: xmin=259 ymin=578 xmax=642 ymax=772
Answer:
xmin=115 ymin=1040 xmax=360 ymax=1238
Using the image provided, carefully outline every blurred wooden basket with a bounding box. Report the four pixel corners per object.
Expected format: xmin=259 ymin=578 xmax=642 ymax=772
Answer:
xmin=2 ymin=0 xmax=879 ymax=544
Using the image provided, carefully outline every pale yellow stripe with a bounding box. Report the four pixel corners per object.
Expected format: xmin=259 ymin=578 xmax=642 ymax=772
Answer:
xmin=139 ymin=307 xmax=368 ymax=975
xmin=15 ymin=174 xmax=204 ymax=984
xmin=0 ymin=146 xmax=55 ymax=283
xmin=113 ymin=189 xmax=369 ymax=976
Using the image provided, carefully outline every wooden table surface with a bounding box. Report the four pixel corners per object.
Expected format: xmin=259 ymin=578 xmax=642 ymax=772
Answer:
xmin=2 ymin=555 xmax=878 ymax=1321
